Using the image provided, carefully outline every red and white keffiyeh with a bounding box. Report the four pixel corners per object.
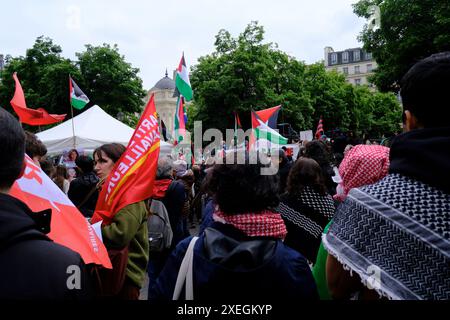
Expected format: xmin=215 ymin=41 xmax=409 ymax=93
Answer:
xmin=334 ymin=145 xmax=390 ymax=202
xmin=213 ymin=209 xmax=287 ymax=240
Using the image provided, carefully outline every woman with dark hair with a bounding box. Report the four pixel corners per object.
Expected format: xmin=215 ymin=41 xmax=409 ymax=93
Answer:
xmin=277 ymin=158 xmax=335 ymax=264
xmin=68 ymin=149 xmax=79 ymax=162
xmin=149 ymin=152 xmax=318 ymax=300
xmin=303 ymin=140 xmax=337 ymax=196
xmin=92 ymin=143 xmax=149 ymax=300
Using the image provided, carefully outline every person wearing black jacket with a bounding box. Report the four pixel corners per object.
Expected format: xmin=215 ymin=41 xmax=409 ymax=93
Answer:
xmin=0 ymin=107 xmax=93 ymax=300
xmin=68 ymin=155 xmax=99 ymax=218
xmin=325 ymin=52 xmax=450 ymax=300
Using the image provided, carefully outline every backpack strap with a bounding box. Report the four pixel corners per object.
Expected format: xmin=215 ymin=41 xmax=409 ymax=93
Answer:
xmin=172 ymin=236 xmax=199 ymax=300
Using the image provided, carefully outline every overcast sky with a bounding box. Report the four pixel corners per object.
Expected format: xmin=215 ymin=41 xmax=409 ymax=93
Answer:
xmin=1 ymin=0 xmax=367 ymax=90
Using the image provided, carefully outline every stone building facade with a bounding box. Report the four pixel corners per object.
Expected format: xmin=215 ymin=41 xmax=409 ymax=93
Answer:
xmin=324 ymin=46 xmax=377 ymax=89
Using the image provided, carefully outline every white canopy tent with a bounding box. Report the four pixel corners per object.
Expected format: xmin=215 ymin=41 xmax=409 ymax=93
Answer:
xmin=36 ymin=105 xmax=173 ymax=157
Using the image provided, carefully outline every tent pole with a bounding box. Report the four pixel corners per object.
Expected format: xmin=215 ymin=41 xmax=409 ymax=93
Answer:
xmin=71 ymin=105 xmax=76 ymax=149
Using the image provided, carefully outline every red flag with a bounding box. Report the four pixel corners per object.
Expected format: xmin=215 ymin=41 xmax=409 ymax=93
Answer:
xmin=91 ymin=94 xmax=160 ymax=225
xmin=315 ymin=117 xmax=324 ymax=139
xmin=9 ymin=155 xmax=111 ymax=268
xmin=234 ymin=112 xmax=242 ymax=130
xmin=10 ymin=73 xmax=66 ymax=125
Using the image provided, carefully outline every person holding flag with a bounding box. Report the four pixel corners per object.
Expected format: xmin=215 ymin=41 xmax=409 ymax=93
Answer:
xmin=90 ymin=94 xmax=161 ymax=299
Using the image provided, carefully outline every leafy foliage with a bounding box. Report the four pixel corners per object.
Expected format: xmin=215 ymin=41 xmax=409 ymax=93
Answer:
xmin=190 ymin=22 xmax=402 ymax=139
xmin=0 ymin=36 xmax=146 ymax=132
xmin=353 ymin=0 xmax=450 ymax=91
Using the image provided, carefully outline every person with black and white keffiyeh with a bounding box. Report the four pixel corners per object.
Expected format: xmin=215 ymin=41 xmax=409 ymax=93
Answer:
xmin=324 ymin=52 xmax=450 ymax=300
xmin=277 ymin=157 xmax=335 ymax=264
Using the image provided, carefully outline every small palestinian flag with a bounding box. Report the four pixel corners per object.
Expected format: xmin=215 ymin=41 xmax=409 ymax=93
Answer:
xmin=175 ymin=53 xmax=193 ymax=101
xmin=69 ymin=76 xmax=90 ymax=110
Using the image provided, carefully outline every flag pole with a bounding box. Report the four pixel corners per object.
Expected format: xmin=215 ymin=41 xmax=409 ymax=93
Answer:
xmin=69 ymin=75 xmax=76 ymax=149
xmin=71 ymin=104 xmax=76 ymax=149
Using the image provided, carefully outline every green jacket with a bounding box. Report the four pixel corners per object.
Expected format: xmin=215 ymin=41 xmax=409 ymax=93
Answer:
xmin=312 ymin=220 xmax=332 ymax=300
xmin=102 ymin=201 xmax=149 ymax=288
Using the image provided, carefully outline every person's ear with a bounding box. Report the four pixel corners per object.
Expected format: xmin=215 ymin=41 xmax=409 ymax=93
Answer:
xmin=403 ymin=110 xmax=420 ymax=132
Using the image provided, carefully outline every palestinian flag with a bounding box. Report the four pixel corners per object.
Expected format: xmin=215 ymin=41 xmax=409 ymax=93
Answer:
xmin=175 ymin=53 xmax=193 ymax=101
xmin=249 ymin=105 xmax=282 ymax=150
xmin=252 ymin=112 xmax=287 ymax=150
xmin=69 ymin=76 xmax=90 ymax=110
xmin=173 ymin=95 xmax=186 ymax=145
xmin=251 ymin=105 xmax=281 ymax=129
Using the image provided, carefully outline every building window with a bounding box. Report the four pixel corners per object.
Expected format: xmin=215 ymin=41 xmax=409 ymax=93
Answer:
xmin=342 ymin=51 xmax=349 ymax=63
xmin=331 ymin=53 xmax=337 ymax=65
xmin=343 ymin=67 xmax=348 ymax=75
xmin=353 ymin=50 xmax=361 ymax=61
xmin=355 ymin=78 xmax=361 ymax=85
xmin=366 ymin=52 xmax=372 ymax=60
xmin=355 ymin=65 xmax=360 ymax=74
xmin=367 ymin=64 xmax=373 ymax=72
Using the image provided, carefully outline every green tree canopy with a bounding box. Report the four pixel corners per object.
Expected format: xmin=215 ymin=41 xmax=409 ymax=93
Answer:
xmin=353 ymin=0 xmax=450 ymax=91
xmin=190 ymin=21 xmax=402 ymax=139
xmin=76 ymin=44 xmax=146 ymax=117
xmin=0 ymin=37 xmax=146 ymax=131
xmin=190 ymin=21 xmax=313 ymax=133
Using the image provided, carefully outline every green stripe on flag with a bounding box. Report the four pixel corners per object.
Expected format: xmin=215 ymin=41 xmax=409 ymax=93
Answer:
xmin=71 ymin=97 xmax=88 ymax=110
xmin=175 ymin=76 xmax=193 ymax=101
xmin=254 ymin=127 xmax=288 ymax=145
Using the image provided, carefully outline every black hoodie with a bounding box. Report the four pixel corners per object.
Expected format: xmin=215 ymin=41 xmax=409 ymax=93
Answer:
xmin=389 ymin=127 xmax=450 ymax=194
xmin=0 ymin=193 xmax=93 ymax=300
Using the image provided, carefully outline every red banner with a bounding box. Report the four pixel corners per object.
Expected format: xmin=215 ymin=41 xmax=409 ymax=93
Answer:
xmin=10 ymin=156 xmax=111 ymax=268
xmin=91 ymin=94 xmax=160 ymax=225
xmin=10 ymin=73 xmax=66 ymax=125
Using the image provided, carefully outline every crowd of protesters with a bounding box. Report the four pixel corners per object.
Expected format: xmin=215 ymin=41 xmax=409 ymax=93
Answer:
xmin=0 ymin=52 xmax=448 ymax=301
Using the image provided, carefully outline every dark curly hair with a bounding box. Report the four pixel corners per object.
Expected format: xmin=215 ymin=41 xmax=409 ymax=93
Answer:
xmin=303 ymin=140 xmax=331 ymax=168
xmin=25 ymin=131 xmax=47 ymax=159
xmin=204 ymin=152 xmax=279 ymax=215
xmin=287 ymin=157 xmax=327 ymax=196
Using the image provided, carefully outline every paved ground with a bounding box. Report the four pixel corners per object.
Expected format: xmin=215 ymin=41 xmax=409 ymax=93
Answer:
xmin=139 ymin=221 xmax=200 ymax=300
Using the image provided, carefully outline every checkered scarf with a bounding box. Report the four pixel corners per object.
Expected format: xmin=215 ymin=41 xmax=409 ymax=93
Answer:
xmin=213 ymin=209 xmax=287 ymax=240
xmin=334 ymin=145 xmax=390 ymax=202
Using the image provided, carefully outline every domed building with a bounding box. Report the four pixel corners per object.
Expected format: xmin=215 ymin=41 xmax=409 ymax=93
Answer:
xmin=144 ymin=70 xmax=178 ymax=140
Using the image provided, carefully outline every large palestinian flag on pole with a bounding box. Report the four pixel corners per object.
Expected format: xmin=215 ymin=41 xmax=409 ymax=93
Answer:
xmin=69 ymin=76 xmax=90 ymax=110
xmin=175 ymin=53 xmax=193 ymax=101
